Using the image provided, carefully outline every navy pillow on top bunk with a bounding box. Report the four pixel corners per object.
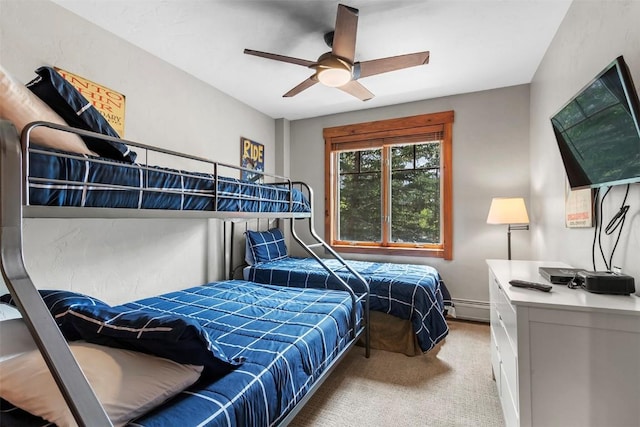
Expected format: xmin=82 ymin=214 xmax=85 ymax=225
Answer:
xmin=26 ymin=66 xmax=137 ymax=163
xmin=246 ymin=228 xmax=288 ymax=264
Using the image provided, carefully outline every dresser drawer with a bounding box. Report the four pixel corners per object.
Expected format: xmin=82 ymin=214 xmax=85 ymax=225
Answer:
xmin=490 ymin=325 xmax=501 ymax=395
xmin=492 ymin=274 xmax=518 ymax=355
xmin=499 ymin=316 xmax=519 ymax=414
xmin=499 ymin=364 xmax=520 ymax=427
xmin=489 ymin=264 xmax=520 ymax=426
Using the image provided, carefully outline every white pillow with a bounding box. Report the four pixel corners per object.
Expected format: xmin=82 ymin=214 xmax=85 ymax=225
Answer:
xmin=0 ymin=341 xmax=203 ymax=427
xmin=245 ymin=237 xmax=256 ymax=266
xmin=0 ymin=302 xmax=21 ymax=320
xmin=0 ymin=64 xmax=95 ymax=155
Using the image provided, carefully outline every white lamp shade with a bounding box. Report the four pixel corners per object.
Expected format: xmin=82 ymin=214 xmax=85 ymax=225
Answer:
xmin=487 ymin=197 xmax=530 ymax=225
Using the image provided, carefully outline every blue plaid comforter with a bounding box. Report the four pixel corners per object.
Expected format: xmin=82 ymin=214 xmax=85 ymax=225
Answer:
xmin=0 ymin=280 xmax=362 ymax=427
xmin=27 ymin=147 xmax=310 ymax=213
xmin=245 ymin=258 xmax=450 ymax=352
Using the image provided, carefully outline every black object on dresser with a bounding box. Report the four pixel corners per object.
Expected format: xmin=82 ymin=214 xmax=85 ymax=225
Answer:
xmin=577 ymin=271 xmax=636 ymax=295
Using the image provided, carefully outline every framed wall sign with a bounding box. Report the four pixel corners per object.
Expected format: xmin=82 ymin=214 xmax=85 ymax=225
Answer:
xmin=565 ymin=184 xmax=594 ymax=228
xmin=240 ymin=137 xmax=264 ymax=182
xmin=54 ymin=67 xmax=126 ymax=136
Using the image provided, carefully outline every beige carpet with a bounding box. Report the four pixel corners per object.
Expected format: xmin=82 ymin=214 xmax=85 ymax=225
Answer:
xmin=290 ymin=320 xmax=505 ymax=427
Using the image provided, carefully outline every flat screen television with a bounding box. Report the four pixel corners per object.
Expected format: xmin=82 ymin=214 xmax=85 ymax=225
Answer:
xmin=550 ymin=55 xmax=640 ymax=189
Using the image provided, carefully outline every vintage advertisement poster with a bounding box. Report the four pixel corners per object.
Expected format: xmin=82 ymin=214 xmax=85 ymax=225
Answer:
xmin=54 ymin=67 xmax=126 ymax=136
xmin=565 ymin=185 xmax=594 ymax=228
xmin=241 ymin=137 xmax=265 ymax=182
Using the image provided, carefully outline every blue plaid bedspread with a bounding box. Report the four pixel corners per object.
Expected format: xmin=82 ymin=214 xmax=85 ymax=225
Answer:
xmin=0 ymin=280 xmax=362 ymax=427
xmin=245 ymin=258 xmax=449 ymax=352
xmin=27 ymin=147 xmax=310 ymax=213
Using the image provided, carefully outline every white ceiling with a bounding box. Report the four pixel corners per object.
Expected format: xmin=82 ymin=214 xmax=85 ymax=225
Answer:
xmin=51 ymin=0 xmax=573 ymax=121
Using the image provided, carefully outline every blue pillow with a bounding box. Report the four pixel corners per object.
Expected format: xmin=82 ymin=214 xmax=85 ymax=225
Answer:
xmin=0 ymin=289 xmax=110 ymax=318
xmin=26 ymin=67 xmax=137 ymax=163
xmin=58 ymin=305 xmax=244 ymax=379
xmin=245 ymin=228 xmax=288 ymax=264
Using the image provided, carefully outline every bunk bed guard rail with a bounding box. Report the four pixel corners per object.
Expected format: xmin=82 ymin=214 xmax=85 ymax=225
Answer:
xmin=22 ymin=121 xmax=311 ymax=219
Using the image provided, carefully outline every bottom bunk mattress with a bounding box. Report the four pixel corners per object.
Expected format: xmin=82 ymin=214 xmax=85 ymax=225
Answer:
xmin=0 ymin=280 xmax=364 ymax=427
xmin=244 ymin=258 xmax=450 ymax=353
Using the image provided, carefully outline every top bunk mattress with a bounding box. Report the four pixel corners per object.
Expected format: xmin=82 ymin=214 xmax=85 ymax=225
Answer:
xmin=27 ymin=146 xmax=311 ymax=214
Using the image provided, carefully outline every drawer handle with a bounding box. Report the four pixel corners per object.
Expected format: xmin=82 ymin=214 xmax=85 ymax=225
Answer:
xmin=494 ymin=279 xmax=502 ymax=290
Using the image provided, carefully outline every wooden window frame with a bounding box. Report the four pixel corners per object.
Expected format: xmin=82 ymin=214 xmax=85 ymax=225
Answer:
xmin=324 ymin=111 xmax=453 ymax=260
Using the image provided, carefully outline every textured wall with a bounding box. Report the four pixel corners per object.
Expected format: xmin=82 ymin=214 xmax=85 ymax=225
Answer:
xmin=289 ymin=85 xmax=532 ymax=305
xmin=0 ymin=0 xmax=274 ymax=303
xmin=530 ymin=0 xmax=640 ymax=290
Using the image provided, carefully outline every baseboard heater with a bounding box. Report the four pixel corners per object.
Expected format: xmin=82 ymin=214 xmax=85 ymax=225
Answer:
xmin=450 ymin=298 xmax=490 ymax=322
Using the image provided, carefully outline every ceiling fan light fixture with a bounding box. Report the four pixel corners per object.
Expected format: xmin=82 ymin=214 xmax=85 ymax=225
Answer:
xmin=317 ymin=67 xmax=352 ymax=87
xmin=244 ymin=4 xmax=429 ymax=101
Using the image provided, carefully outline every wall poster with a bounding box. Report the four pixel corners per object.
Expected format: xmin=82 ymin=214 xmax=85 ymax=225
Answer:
xmin=565 ymin=184 xmax=594 ymax=228
xmin=55 ymin=67 xmax=126 ymax=136
xmin=240 ymin=137 xmax=264 ymax=182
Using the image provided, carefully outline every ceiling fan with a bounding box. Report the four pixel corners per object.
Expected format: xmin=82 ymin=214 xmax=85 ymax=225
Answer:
xmin=244 ymin=3 xmax=430 ymax=101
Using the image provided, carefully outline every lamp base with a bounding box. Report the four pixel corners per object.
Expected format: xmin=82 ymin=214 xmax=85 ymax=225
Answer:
xmin=507 ymin=224 xmax=529 ymax=260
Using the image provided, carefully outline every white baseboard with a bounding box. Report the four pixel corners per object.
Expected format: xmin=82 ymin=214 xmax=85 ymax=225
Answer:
xmin=450 ymin=298 xmax=490 ymax=323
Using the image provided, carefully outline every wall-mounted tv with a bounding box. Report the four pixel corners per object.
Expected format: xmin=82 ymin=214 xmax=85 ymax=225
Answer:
xmin=551 ymin=56 xmax=640 ymax=190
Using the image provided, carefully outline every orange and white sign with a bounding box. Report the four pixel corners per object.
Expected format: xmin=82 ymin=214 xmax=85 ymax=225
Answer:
xmin=55 ymin=67 xmax=126 ymax=136
xmin=565 ymin=186 xmax=594 ymax=228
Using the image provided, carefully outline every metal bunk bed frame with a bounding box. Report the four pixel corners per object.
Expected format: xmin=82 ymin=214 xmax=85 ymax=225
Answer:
xmin=0 ymin=120 xmax=369 ymax=426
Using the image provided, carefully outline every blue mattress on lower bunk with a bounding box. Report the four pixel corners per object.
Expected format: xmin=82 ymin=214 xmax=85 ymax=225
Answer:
xmin=0 ymin=280 xmax=362 ymax=427
xmin=27 ymin=146 xmax=310 ymax=213
xmin=245 ymin=258 xmax=450 ymax=352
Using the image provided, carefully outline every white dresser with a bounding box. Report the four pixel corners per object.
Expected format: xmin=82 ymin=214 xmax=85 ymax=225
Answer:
xmin=487 ymin=259 xmax=640 ymax=427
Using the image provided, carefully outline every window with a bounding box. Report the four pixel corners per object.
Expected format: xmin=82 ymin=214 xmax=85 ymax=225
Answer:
xmin=324 ymin=111 xmax=453 ymax=259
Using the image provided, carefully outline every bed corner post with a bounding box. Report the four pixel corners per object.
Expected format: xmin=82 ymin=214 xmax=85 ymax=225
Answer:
xmin=0 ymin=120 xmax=112 ymax=426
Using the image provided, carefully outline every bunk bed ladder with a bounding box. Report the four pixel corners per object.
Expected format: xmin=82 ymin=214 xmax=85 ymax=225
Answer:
xmin=0 ymin=120 xmax=113 ymax=426
xmin=290 ymin=183 xmax=371 ymax=358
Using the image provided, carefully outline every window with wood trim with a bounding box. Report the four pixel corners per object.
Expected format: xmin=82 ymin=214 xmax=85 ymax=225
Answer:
xmin=324 ymin=111 xmax=453 ymax=259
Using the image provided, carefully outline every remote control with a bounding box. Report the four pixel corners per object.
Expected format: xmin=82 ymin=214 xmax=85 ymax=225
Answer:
xmin=509 ymin=279 xmax=552 ymax=292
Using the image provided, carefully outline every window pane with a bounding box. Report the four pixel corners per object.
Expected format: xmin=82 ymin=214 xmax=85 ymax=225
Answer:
xmin=391 ymin=146 xmax=441 ymax=244
xmin=359 ymin=149 xmax=381 ymax=172
xmin=391 ymin=145 xmax=414 ymax=170
xmin=338 ymin=150 xmax=381 ymax=242
xmin=415 ymin=143 xmax=440 ymax=169
xmin=340 ymin=151 xmax=357 ymax=173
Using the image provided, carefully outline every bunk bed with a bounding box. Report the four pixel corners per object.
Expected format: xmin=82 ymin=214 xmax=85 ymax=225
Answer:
xmin=0 ymin=118 xmax=370 ymax=427
xmin=239 ymin=227 xmax=451 ymax=356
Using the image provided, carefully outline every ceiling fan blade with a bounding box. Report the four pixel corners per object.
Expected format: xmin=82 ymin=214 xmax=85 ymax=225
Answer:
xmin=332 ymin=4 xmax=359 ymax=63
xmin=355 ymin=51 xmax=430 ymax=78
xmin=283 ymin=76 xmax=318 ymax=97
xmin=337 ymin=80 xmax=374 ymax=101
xmin=244 ymin=49 xmax=315 ymax=67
